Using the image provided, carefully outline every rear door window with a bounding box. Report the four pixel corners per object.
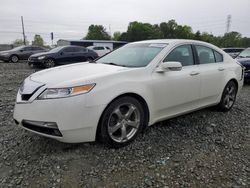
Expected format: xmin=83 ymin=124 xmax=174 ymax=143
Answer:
xmin=195 ymin=45 xmax=216 ymax=64
xmin=214 ymin=51 xmax=223 ymax=62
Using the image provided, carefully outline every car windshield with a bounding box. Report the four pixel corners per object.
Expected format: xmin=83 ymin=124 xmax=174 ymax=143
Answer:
xmin=238 ymin=49 xmax=250 ymax=58
xmin=49 ymin=46 xmax=65 ymax=53
xmin=96 ymin=43 xmax=167 ymax=67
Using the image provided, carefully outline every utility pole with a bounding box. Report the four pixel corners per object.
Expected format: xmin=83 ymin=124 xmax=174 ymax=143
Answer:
xmin=50 ymin=32 xmax=54 ymax=46
xmin=109 ymin=24 xmax=112 ymax=38
xmin=21 ymin=16 xmax=26 ymax=45
xmin=226 ymin=15 xmax=232 ymax=33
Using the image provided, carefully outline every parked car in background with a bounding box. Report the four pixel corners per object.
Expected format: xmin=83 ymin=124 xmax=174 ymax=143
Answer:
xmin=87 ymin=46 xmax=111 ymax=57
xmin=0 ymin=45 xmax=47 ymax=63
xmin=28 ymin=45 xmax=98 ymax=68
xmin=222 ymin=48 xmax=245 ymax=58
xmin=14 ymin=39 xmax=243 ymax=148
xmin=236 ymin=48 xmax=250 ymax=82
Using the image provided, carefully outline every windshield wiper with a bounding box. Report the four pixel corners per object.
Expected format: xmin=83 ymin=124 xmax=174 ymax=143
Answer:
xmin=103 ymin=62 xmax=127 ymax=67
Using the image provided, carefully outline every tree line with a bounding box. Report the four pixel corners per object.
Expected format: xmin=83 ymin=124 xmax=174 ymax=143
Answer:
xmin=13 ymin=20 xmax=250 ymax=48
xmin=85 ymin=20 xmax=250 ymax=48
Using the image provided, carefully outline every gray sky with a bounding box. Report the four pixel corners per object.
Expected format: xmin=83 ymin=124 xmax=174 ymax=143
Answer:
xmin=0 ymin=0 xmax=249 ymax=45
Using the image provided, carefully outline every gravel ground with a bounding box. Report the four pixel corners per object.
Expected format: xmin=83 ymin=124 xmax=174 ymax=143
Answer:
xmin=0 ymin=62 xmax=249 ymax=188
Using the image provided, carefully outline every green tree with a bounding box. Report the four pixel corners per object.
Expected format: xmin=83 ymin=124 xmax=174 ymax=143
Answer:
xmin=221 ymin=32 xmax=242 ymax=47
xmin=112 ymin=31 xmax=121 ymax=41
xmin=175 ymin=25 xmax=194 ymax=39
xmin=32 ymin=34 xmax=45 ymax=46
xmin=160 ymin=20 xmax=178 ymax=38
xmin=85 ymin=25 xmax=111 ymax=40
xmin=102 ymin=19 xmax=250 ymax=48
xmin=13 ymin=39 xmax=29 ymax=45
xmin=124 ymin=21 xmax=161 ymax=42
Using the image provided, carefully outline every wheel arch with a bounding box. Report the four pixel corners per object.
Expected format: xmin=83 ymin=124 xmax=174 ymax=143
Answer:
xmin=9 ymin=54 xmax=19 ymax=60
xmin=95 ymin=92 xmax=150 ymax=141
xmin=227 ymin=78 xmax=239 ymax=93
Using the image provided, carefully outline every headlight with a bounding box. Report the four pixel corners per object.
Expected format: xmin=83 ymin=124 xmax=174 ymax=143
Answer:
xmin=37 ymin=84 xmax=96 ymax=99
xmin=1 ymin=52 xmax=9 ymax=56
xmin=38 ymin=56 xmax=46 ymax=60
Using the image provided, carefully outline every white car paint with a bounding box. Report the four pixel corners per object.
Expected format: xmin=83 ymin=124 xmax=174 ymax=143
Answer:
xmin=13 ymin=39 xmax=243 ymax=143
xmin=87 ymin=46 xmax=111 ymax=57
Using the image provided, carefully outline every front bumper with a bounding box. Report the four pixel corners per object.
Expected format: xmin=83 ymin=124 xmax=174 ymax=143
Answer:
xmin=28 ymin=58 xmax=44 ymax=66
xmin=244 ymin=70 xmax=250 ymax=80
xmin=13 ymin=91 xmax=105 ymax=143
xmin=0 ymin=55 xmax=9 ymax=61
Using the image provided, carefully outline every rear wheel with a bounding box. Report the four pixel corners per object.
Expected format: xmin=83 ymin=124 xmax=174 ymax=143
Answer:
xmin=98 ymin=96 xmax=146 ymax=148
xmin=43 ymin=59 xmax=55 ymax=68
xmin=10 ymin=55 xmax=19 ymax=63
xmin=217 ymin=81 xmax=237 ymax=112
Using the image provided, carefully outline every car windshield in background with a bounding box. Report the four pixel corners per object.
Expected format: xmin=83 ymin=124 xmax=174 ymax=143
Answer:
xmin=49 ymin=46 xmax=65 ymax=53
xmin=238 ymin=49 xmax=250 ymax=58
xmin=96 ymin=43 xmax=167 ymax=67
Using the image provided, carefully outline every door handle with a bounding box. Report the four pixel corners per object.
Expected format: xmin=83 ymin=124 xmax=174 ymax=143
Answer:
xmin=190 ymin=71 xmax=200 ymax=76
xmin=218 ymin=67 xmax=225 ymax=71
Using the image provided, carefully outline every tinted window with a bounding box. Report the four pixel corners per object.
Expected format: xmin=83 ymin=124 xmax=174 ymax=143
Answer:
xmin=23 ymin=47 xmax=32 ymax=51
xmin=63 ymin=47 xmax=76 ymax=53
xmin=32 ymin=47 xmax=43 ymax=51
xmin=163 ymin=45 xmax=194 ymax=66
xmin=94 ymin=46 xmax=104 ymax=50
xmin=196 ymin=45 xmax=216 ymax=64
xmin=80 ymin=47 xmax=87 ymax=52
xmin=214 ymin=51 xmax=223 ymax=62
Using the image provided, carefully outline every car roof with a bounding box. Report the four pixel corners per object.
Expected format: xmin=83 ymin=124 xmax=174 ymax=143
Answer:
xmin=62 ymin=45 xmax=86 ymax=48
xmin=222 ymin=47 xmax=245 ymax=50
xmin=132 ymin=39 xmax=214 ymax=46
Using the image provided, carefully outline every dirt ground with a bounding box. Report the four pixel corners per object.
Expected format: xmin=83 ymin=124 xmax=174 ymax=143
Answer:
xmin=0 ymin=62 xmax=249 ymax=188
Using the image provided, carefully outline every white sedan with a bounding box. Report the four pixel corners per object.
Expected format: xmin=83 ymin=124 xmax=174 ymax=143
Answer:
xmin=87 ymin=46 xmax=111 ymax=57
xmin=13 ymin=39 xmax=244 ymax=148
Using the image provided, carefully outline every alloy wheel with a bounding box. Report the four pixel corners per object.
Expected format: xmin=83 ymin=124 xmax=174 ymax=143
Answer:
xmin=44 ymin=59 xmax=55 ymax=68
xmin=107 ymin=103 xmax=140 ymax=143
xmin=11 ymin=55 xmax=18 ymax=63
xmin=223 ymin=84 xmax=236 ymax=109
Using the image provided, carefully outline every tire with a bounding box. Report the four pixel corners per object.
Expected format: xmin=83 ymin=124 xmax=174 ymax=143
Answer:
xmin=28 ymin=63 xmax=34 ymax=68
xmin=217 ymin=81 xmax=237 ymax=112
xmin=10 ymin=55 xmax=19 ymax=63
xmin=87 ymin=57 xmax=93 ymax=62
xmin=43 ymin=59 xmax=55 ymax=68
xmin=98 ymin=96 xmax=146 ymax=148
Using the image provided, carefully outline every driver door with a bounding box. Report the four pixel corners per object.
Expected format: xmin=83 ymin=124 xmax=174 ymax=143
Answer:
xmin=151 ymin=44 xmax=201 ymax=120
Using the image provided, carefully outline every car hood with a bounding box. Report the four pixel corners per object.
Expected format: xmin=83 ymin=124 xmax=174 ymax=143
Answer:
xmin=0 ymin=50 xmax=10 ymax=54
xmin=31 ymin=51 xmax=53 ymax=57
xmin=30 ymin=62 xmax=129 ymax=87
xmin=237 ymin=58 xmax=250 ymax=63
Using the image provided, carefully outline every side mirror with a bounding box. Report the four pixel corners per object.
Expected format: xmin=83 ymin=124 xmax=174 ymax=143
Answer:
xmin=156 ymin=61 xmax=182 ymax=72
xmin=60 ymin=51 xmax=64 ymax=55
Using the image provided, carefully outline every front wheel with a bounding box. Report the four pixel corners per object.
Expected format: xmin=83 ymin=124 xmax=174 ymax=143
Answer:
xmin=217 ymin=81 xmax=237 ymax=112
xmin=98 ymin=96 xmax=146 ymax=148
xmin=43 ymin=59 xmax=55 ymax=68
xmin=10 ymin=55 xmax=19 ymax=63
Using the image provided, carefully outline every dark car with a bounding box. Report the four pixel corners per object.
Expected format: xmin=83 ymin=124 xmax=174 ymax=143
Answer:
xmin=0 ymin=45 xmax=47 ymax=63
xmin=222 ymin=47 xmax=245 ymax=58
xmin=28 ymin=45 xmax=98 ymax=68
xmin=236 ymin=48 xmax=250 ymax=81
